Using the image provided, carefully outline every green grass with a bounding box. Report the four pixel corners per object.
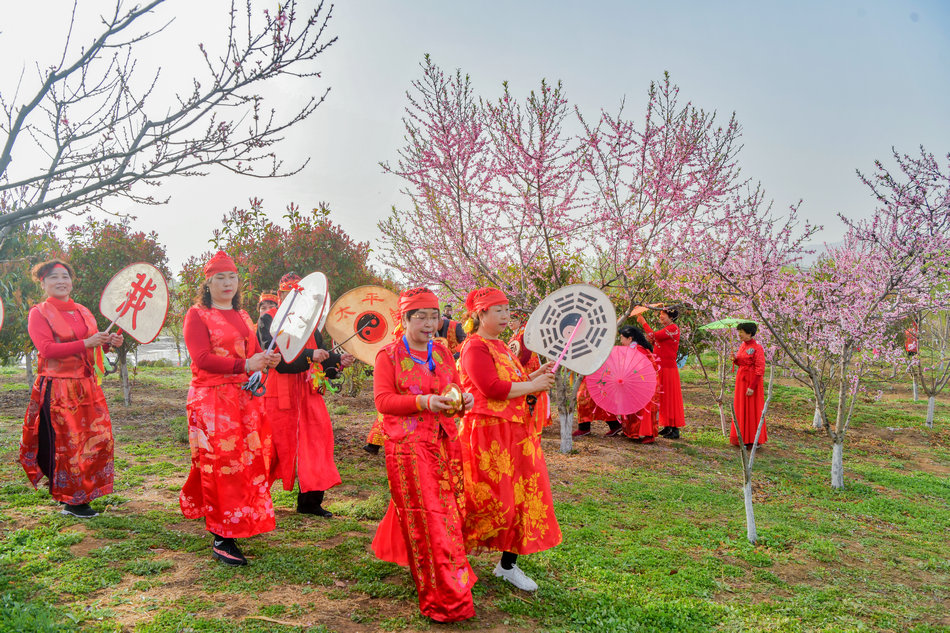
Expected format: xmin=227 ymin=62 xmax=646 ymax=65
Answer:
xmin=0 ymin=364 xmax=947 ymax=632
xmin=132 ymin=366 xmax=192 ymax=390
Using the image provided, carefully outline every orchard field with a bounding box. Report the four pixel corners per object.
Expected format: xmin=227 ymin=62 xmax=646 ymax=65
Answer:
xmin=0 ymin=362 xmax=947 ymax=633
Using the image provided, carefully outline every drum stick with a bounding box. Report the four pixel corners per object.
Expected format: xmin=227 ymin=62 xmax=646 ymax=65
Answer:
xmin=330 ymin=329 xmax=361 ymax=354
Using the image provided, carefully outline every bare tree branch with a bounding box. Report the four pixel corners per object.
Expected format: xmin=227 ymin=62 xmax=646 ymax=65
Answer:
xmin=0 ymin=0 xmax=336 ymax=232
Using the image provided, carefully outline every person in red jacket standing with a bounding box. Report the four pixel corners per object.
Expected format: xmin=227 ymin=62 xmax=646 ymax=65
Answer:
xmin=371 ymin=287 xmax=477 ymax=622
xmin=637 ymin=308 xmax=685 ymax=439
xmin=180 ymin=251 xmax=281 ymax=566
xmin=730 ymin=322 xmax=767 ymax=448
xmin=20 ymin=259 xmax=123 ymax=518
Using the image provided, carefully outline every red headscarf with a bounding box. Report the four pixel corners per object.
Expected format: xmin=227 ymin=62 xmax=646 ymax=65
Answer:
xmin=203 ymin=251 xmax=237 ymax=278
xmin=257 ymin=292 xmax=278 ymax=307
xmin=399 ymin=287 xmax=439 ymax=317
xmin=465 ymin=287 xmax=508 ymax=314
xmin=279 ymin=272 xmax=301 ymax=292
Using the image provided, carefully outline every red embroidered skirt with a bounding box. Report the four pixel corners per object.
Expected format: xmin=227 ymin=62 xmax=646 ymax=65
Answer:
xmin=20 ymin=376 xmax=114 ymax=504
xmin=265 ymin=373 xmax=341 ymax=493
xmin=657 ymin=366 xmax=685 ymax=428
xmin=460 ymin=413 xmax=562 ymax=555
xmin=372 ymin=435 xmax=475 ymax=622
xmin=179 ymin=383 xmax=275 ymax=538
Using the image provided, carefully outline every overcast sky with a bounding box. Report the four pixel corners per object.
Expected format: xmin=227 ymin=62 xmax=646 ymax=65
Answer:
xmin=3 ymin=0 xmax=949 ymax=272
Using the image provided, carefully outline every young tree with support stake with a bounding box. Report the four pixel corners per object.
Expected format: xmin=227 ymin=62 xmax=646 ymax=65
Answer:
xmin=908 ymin=309 xmax=950 ymax=428
xmin=683 ymin=147 xmax=950 ymax=489
xmin=0 ymin=0 xmax=336 ymax=241
xmin=730 ymin=368 xmax=774 ymax=544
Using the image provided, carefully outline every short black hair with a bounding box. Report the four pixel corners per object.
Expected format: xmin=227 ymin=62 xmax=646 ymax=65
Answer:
xmin=662 ymin=308 xmax=679 ymax=322
xmin=737 ymin=322 xmax=758 ymax=336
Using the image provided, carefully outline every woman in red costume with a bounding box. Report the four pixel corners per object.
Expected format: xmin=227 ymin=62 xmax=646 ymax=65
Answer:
xmin=257 ymin=272 xmax=352 ymax=517
xmin=180 ymin=251 xmax=281 ymax=566
xmin=731 ymin=322 xmax=767 ymax=448
xmin=371 ymin=287 xmax=477 ymax=622
xmin=20 ymin=259 xmax=123 ymax=518
xmin=637 ymin=307 xmax=686 ymax=439
xmin=616 ymin=325 xmax=661 ymax=444
xmin=459 ymin=287 xmax=560 ymax=592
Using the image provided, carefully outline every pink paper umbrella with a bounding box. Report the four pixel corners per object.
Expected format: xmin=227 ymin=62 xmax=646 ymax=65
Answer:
xmin=584 ymin=346 xmax=658 ymax=415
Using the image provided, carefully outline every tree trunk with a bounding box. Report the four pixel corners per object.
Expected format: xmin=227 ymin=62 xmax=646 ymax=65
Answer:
xmin=555 ymin=370 xmax=576 ymax=453
xmin=559 ymin=410 xmax=573 ymax=453
xmin=25 ymin=350 xmax=34 ymax=384
xmin=175 ymin=339 xmax=183 ymax=367
xmin=118 ymin=347 xmax=132 ymax=406
xmin=831 ymin=440 xmax=844 ymax=490
xmin=718 ymin=404 xmax=728 ymax=437
xmin=743 ymin=481 xmax=757 ymax=544
xmin=926 ymin=395 xmax=935 ymax=429
xmin=813 ymin=404 xmax=823 ymax=430
xmin=890 ymin=363 xmax=897 ymax=379
xmin=912 ymin=376 xmax=918 ymax=402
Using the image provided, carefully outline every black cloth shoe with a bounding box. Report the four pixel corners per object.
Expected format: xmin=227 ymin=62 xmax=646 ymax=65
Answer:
xmin=211 ymin=534 xmax=247 ymax=566
xmin=667 ymin=427 xmax=681 ymax=439
xmin=658 ymin=426 xmax=672 ymax=438
xmin=297 ymin=491 xmax=333 ymax=517
xmin=363 ymin=443 xmax=381 ymax=455
xmin=61 ymin=503 xmax=98 ymax=518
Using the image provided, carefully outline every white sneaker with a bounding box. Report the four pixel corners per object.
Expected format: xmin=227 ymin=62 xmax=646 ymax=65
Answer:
xmin=493 ymin=562 xmax=538 ymax=592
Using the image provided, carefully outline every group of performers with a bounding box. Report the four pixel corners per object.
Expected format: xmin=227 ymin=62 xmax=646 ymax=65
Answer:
xmin=574 ymin=307 xmax=687 ymax=441
xmin=17 ymin=251 xmax=768 ymax=623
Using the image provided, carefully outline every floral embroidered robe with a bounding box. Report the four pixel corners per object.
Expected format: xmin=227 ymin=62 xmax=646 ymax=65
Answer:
xmin=371 ymin=339 xmax=476 ymax=623
xmin=180 ymin=306 xmax=275 ymax=538
xmin=458 ymin=334 xmax=562 ymax=555
xmin=20 ymin=300 xmax=114 ymax=504
xmin=731 ymin=339 xmax=767 ymax=446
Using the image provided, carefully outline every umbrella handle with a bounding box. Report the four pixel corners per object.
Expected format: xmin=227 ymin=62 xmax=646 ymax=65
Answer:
xmin=551 ymin=316 xmax=584 ymax=373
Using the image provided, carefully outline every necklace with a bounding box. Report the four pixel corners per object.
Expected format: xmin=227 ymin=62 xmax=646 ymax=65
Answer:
xmin=402 ymin=336 xmax=435 ymax=371
xmin=211 ymin=301 xmax=232 ymax=310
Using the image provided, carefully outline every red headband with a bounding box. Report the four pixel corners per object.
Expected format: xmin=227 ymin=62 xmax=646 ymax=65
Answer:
xmin=204 ymin=251 xmax=237 ymax=278
xmin=258 ymin=292 xmax=278 ymax=305
xmin=399 ymin=287 xmax=439 ymax=317
xmin=39 ymin=263 xmax=70 ymax=280
xmin=465 ymin=287 xmax=508 ymax=313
